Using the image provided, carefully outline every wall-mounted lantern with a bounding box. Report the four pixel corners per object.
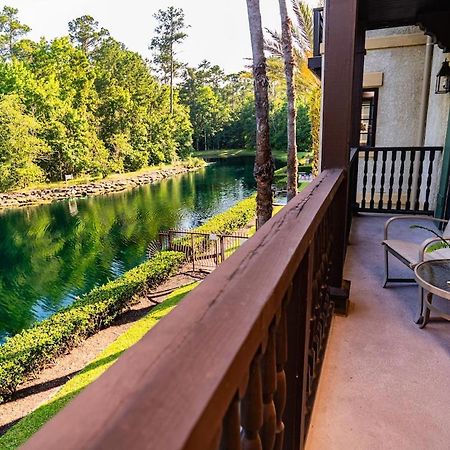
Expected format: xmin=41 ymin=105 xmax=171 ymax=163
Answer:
xmin=436 ymin=59 xmax=450 ymax=94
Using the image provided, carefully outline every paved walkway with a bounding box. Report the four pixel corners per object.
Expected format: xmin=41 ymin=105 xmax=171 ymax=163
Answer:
xmin=306 ymin=214 xmax=450 ymax=450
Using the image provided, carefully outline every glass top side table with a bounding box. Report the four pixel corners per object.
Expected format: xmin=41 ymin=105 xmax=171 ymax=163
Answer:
xmin=414 ymin=259 xmax=450 ymax=328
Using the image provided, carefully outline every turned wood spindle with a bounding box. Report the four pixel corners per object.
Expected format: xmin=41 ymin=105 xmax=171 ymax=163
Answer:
xmin=241 ymin=353 xmax=263 ymax=450
xmin=220 ymin=393 xmax=242 ymax=450
xmin=261 ymin=325 xmax=277 ymax=450
xmin=273 ymin=305 xmax=287 ymax=450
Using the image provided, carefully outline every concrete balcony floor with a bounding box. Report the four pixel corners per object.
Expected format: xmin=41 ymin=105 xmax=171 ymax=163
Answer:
xmin=307 ymin=214 xmax=450 ymax=450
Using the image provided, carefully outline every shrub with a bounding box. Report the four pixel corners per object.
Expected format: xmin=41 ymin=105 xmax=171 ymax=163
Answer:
xmin=0 ymin=251 xmax=184 ymax=403
xmin=182 ymin=156 xmax=206 ymax=169
xmin=194 ymin=195 xmax=256 ymax=235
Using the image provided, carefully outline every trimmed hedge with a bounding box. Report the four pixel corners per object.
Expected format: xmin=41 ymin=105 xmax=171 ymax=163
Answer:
xmin=194 ymin=195 xmax=256 ymax=234
xmin=0 ymin=283 xmax=198 ymax=450
xmin=0 ymin=251 xmax=184 ymax=403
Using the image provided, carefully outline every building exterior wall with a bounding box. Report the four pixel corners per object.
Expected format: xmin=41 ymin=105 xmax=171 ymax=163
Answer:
xmin=318 ymin=22 xmax=450 ymax=212
xmin=355 ymin=27 xmax=450 ymax=211
xmin=364 ymin=27 xmax=426 ymax=147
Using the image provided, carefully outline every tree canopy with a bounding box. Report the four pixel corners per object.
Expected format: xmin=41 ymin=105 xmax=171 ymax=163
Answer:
xmin=0 ymin=5 xmax=316 ymax=192
xmin=0 ymin=7 xmax=194 ymax=190
xmin=68 ymin=15 xmax=110 ymax=55
xmin=0 ymin=6 xmax=30 ymax=60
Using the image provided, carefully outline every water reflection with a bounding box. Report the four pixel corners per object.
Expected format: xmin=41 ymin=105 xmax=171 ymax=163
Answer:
xmin=0 ymin=156 xmax=257 ymax=341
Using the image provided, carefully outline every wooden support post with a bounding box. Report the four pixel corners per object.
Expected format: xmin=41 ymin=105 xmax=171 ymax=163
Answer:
xmin=321 ymin=0 xmax=365 ymax=169
xmin=321 ymin=0 xmax=365 ymax=290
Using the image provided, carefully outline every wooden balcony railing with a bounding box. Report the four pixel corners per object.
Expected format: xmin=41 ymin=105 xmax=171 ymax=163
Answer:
xmin=23 ymin=169 xmax=347 ymax=450
xmin=350 ymin=146 xmax=443 ymax=215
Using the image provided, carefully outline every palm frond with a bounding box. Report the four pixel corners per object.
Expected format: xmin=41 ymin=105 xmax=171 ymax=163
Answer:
xmin=264 ymin=28 xmax=283 ymax=58
xmin=291 ymin=0 xmax=313 ymax=56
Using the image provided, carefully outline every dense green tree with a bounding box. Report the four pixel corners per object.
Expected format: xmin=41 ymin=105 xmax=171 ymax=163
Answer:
xmin=23 ymin=37 xmax=109 ymax=179
xmin=0 ymin=7 xmax=193 ymax=188
xmin=0 ymin=4 xmax=317 ymax=193
xmin=270 ymin=102 xmax=311 ymax=151
xmin=68 ymin=15 xmax=110 ymax=56
xmin=94 ymin=38 xmax=192 ymax=168
xmin=0 ymin=94 xmax=49 ymax=190
xmin=180 ymin=63 xmax=232 ymax=150
xmin=0 ymin=6 xmax=30 ymax=60
xmin=150 ymin=7 xmax=188 ymax=114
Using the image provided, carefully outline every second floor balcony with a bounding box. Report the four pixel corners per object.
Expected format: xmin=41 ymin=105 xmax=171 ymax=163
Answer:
xmin=20 ymin=0 xmax=450 ymax=448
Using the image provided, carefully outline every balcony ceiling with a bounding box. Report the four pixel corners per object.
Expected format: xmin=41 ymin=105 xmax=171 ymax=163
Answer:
xmin=360 ymin=0 xmax=450 ymax=51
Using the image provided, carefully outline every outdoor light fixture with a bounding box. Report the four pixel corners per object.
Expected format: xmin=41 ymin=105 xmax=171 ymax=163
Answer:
xmin=435 ymin=59 xmax=450 ymax=94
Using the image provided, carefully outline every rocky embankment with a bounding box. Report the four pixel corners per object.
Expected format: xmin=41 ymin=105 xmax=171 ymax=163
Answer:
xmin=0 ymin=165 xmax=201 ymax=210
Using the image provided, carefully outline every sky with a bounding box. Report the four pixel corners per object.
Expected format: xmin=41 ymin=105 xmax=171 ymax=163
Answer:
xmin=9 ymin=0 xmax=318 ymax=74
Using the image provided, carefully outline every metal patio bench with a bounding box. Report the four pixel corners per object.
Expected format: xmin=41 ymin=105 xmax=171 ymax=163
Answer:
xmin=382 ymin=215 xmax=450 ymax=287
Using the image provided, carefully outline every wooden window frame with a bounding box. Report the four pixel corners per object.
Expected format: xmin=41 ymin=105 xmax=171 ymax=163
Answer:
xmin=360 ymin=88 xmax=379 ymax=147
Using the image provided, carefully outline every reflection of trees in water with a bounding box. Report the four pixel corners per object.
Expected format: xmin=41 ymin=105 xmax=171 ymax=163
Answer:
xmin=0 ymin=157 xmax=256 ymax=339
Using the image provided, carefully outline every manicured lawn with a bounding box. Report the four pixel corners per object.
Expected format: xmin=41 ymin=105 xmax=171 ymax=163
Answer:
xmin=0 ymin=282 xmax=198 ymax=450
xmin=192 ymin=148 xmax=255 ymax=159
xmin=193 ymin=148 xmax=311 ymax=164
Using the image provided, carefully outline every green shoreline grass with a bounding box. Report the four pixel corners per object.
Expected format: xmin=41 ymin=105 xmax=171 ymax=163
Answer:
xmin=0 ymin=282 xmax=198 ymax=450
xmin=193 ymin=148 xmax=311 ymax=164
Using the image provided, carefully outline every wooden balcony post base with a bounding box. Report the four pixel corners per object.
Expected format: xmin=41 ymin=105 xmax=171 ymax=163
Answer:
xmin=330 ymin=279 xmax=351 ymax=316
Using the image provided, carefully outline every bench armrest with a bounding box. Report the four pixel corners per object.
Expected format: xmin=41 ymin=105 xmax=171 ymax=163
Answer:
xmin=384 ymin=216 xmax=448 ymax=240
xmin=419 ymin=237 xmax=449 ymax=261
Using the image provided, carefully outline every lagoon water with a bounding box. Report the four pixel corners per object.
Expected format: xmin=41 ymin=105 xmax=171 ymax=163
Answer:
xmin=0 ymin=156 xmax=261 ymax=342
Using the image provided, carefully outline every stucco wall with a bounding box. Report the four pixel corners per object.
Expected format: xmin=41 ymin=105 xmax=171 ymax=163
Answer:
xmin=356 ymin=27 xmax=450 ymax=211
xmin=364 ymin=27 xmax=426 ymax=146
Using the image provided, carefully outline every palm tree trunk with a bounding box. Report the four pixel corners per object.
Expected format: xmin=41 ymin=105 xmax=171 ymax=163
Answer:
xmin=279 ymin=0 xmax=298 ymax=202
xmin=246 ymin=0 xmax=274 ymax=228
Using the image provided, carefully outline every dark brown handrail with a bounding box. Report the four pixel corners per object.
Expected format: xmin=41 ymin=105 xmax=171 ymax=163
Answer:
xmin=23 ymin=169 xmax=345 ymax=450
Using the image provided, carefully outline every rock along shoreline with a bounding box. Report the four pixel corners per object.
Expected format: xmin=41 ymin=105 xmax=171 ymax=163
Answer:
xmin=0 ymin=164 xmax=202 ymax=211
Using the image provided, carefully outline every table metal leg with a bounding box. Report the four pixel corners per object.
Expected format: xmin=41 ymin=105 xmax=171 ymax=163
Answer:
xmin=414 ymin=287 xmax=425 ymax=325
xmin=417 ymin=292 xmax=432 ymax=329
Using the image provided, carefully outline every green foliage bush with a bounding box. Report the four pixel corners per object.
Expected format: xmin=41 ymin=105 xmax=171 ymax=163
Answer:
xmin=0 ymin=251 xmax=184 ymax=403
xmin=180 ymin=156 xmax=205 ymax=169
xmin=194 ymin=195 xmax=256 ymax=235
xmin=172 ymin=195 xmax=255 ymax=256
xmin=0 ymin=94 xmax=49 ymax=191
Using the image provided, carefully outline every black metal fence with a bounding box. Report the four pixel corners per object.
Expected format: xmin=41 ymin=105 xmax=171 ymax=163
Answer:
xmin=350 ymin=146 xmax=443 ymax=215
xmin=158 ymin=230 xmax=248 ymax=271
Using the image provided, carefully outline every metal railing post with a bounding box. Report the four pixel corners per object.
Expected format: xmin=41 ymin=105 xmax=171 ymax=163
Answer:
xmin=191 ymin=233 xmax=195 ymax=271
